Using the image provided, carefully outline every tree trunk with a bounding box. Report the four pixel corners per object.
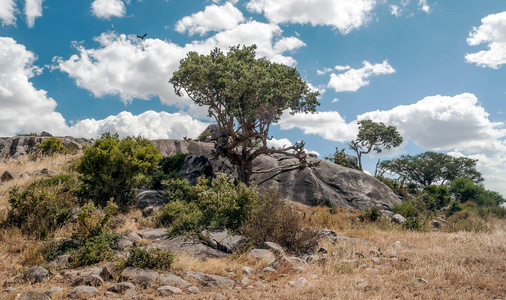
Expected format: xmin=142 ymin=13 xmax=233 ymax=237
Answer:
xmin=237 ymin=158 xmax=253 ymax=186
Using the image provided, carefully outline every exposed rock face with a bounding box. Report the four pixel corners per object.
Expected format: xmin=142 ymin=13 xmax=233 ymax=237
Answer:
xmin=0 ymin=136 xmax=90 ymax=158
xmin=151 ymin=139 xmax=401 ymax=211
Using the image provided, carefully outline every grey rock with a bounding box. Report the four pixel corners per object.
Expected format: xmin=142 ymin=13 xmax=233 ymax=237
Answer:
xmin=120 ymin=267 xmax=159 ymax=287
xmin=201 ymin=229 xmax=246 ymax=253
xmin=107 ymin=282 xmax=136 ymax=294
xmin=242 ymin=266 xmax=254 ymax=275
xmin=4 ymin=287 xmax=17 ymax=293
xmin=198 ymin=124 xmax=220 ymax=142
xmin=179 ymin=155 xmax=215 ymax=185
xmin=392 ymin=241 xmax=402 ymax=248
xmin=139 ymin=228 xmax=169 ymax=241
xmin=74 ymin=274 xmax=104 ymax=287
xmin=142 ymin=205 xmax=154 ymax=217
xmin=157 ymin=286 xmax=183 ymax=296
xmin=26 ymin=266 xmax=49 ymax=283
xmin=288 ymin=277 xmax=307 ymax=287
xmin=118 ymin=237 xmax=134 ymax=250
xmin=1 ymin=171 xmax=20 ymax=182
xmin=241 ymin=277 xmax=251 ymax=285
xmin=391 ymin=214 xmax=407 ymax=224
xmin=44 ymin=286 xmax=63 ymax=296
xmin=187 ymin=286 xmax=201 ymax=293
xmin=261 ymin=241 xmax=285 ymax=257
xmin=151 ymin=140 xmax=401 ymax=211
xmin=63 ymin=267 xmax=105 ymax=283
xmin=431 ymin=220 xmax=444 ymax=228
xmin=185 ymin=271 xmax=235 ymax=287
xmin=158 ymin=273 xmax=191 ymax=288
xmin=262 ymin=267 xmax=277 ymax=273
xmin=371 ymin=257 xmax=381 ymax=263
xmin=0 ymin=136 xmax=90 ymax=158
xmin=246 ymin=249 xmax=276 ymax=265
xmin=40 ymin=131 xmax=52 ymax=137
xmin=418 ymin=278 xmax=428 ymax=284
xmin=134 ymin=189 xmax=165 ymax=209
xmin=19 ymin=291 xmax=51 ymax=300
xmin=67 ymin=286 xmax=99 ymax=298
xmin=126 ymin=232 xmax=142 ymax=242
xmin=153 ymin=235 xmax=228 ymax=259
xmin=48 ymin=254 xmax=71 ymax=270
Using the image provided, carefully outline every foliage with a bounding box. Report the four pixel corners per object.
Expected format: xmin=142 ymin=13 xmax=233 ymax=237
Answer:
xmin=445 ymin=201 xmax=464 ymax=218
xmin=151 ymin=153 xmax=188 ymax=189
xmin=38 ymin=137 xmax=67 ymax=155
xmin=379 ymin=151 xmax=483 ymax=188
xmin=392 ymin=200 xmax=421 ymax=219
xmin=349 ymin=120 xmax=402 ymax=170
xmin=196 ymin=132 xmax=211 ymax=142
xmin=324 ymin=147 xmax=360 ymax=170
xmin=241 ymin=192 xmax=318 ymax=254
xmin=450 ymin=178 xmax=505 ymax=206
xmin=421 ymin=185 xmax=451 ymax=211
xmin=16 ymin=132 xmax=39 ymax=136
xmin=76 ymin=132 xmax=161 ymax=206
xmin=170 ymin=45 xmax=319 ymax=185
xmin=70 ymin=231 xmax=121 ymax=268
xmin=359 ymin=206 xmax=382 ymax=222
xmin=125 ymin=247 xmax=174 ymax=271
xmin=159 ymin=173 xmax=260 ymax=236
xmin=444 ymin=211 xmax=488 ymax=232
xmin=402 ymin=217 xmax=425 ymax=231
xmin=4 ymin=174 xmax=80 ymax=239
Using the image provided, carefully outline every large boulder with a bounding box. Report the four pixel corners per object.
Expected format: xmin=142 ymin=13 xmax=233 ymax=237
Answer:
xmin=151 ymin=139 xmax=401 ymax=211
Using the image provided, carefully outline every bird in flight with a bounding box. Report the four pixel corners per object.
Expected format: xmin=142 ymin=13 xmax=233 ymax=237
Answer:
xmin=137 ymin=33 xmax=147 ymax=40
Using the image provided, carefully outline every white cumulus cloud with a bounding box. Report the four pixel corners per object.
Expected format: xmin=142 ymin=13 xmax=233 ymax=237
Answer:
xmin=278 ymin=111 xmax=358 ymax=142
xmin=25 ymin=0 xmax=44 ymax=28
xmin=52 ymin=21 xmax=306 ymax=110
xmin=91 ymin=0 xmax=126 ymax=20
xmin=418 ymin=0 xmax=430 ymax=13
xmin=327 ymin=60 xmax=395 ymax=93
xmin=0 ymin=0 xmax=17 ymax=26
xmin=466 ymin=11 xmax=506 ymax=69
xmin=175 ymin=2 xmax=245 ymax=36
xmin=246 ymin=0 xmax=377 ymax=34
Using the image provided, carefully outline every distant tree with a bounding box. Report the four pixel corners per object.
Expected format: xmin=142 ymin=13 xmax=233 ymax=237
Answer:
xmin=170 ymin=45 xmax=320 ymax=185
xmin=450 ymin=177 xmax=505 ymax=206
xmin=349 ymin=120 xmax=403 ymax=170
xmin=380 ymin=151 xmax=483 ymax=188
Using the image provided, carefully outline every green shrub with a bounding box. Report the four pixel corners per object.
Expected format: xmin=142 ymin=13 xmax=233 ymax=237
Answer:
xmin=4 ymin=174 xmax=80 ymax=239
xmin=359 ymin=206 xmax=382 ymax=222
xmin=241 ymin=192 xmax=318 ymax=254
xmin=77 ymin=132 xmax=161 ymax=207
xmin=70 ymin=231 xmax=121 ymax=268
xmin=38 ymin=137 xmax=67 ymax=155
xmin=165 ymin=177 xmax=194 ymax=203
xmin=445 ymin=201 xmax=463 ymax=218
xmin=125 ymin=247 xmax=174 ymax=271
xmin=402 ymin=217 xmax=425 ymax=231
xmin=324 ymin=147 xmax=360 ymax=170
xmin=159 ymin=200 xmax=203 ymax=237
xmin=392 ymin=200 xmax=420 ymax=219
xmin=422 ymin=185 xmax=451 ymax=211
xmin=151 ymin=153 xmax=189 ymax=189
xmin=196 ymin=132 xmax=211 ymax=142
xmin=489 ymin=206 xmax=506 ymax=219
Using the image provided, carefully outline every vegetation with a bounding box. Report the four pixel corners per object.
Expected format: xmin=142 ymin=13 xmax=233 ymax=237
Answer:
xmin=349 ymin=120 xmax=403 ymax=170
xmin=378 ymin=151 xmax=483 ymax=188
xmin=38 ymin=137 xmax=67 ymax=155
xmin=125 ymin=247 xmax=174 ymax=271
xmin=76 ymin=132 xmax=161 ymax=207
xmin=170 ymin=45 xmax=319 ymax=185
xmin=324 ymin=147 xmax=360 ymax=170
xmin=151 ymin=153 xmax=188 ymax=189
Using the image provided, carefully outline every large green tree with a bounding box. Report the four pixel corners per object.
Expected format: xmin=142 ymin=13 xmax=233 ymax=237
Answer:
xmin=349 ymin=120 xmax=403 ymax=170
xmin=378 ymin=151 xmax=483 ymax=188
xmin=170 ymin=45 xmax=319 ymax=185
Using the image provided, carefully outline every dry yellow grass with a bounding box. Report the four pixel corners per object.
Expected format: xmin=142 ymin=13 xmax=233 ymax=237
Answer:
xmin=0 ymin=154 xmax=505 ymax=299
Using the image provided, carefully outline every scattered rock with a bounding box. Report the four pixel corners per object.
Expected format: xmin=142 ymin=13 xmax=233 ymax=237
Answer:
xmin=19 ymin=291 xmax=51 ymax=300
xmin=201 ymin=229 xmax=246 ymax=253
xmin=120 ymin=267 xmax=159 ymax=288
xmin=187 ymin=286 xmax=201 ymax=294
xmin=142 ymin=206 xmax=155 ymax=217
xmin=67 ymin=286 xmax=99 ymax=299
xmin=393 ymin=241 xmax=402 ymax=248
xmin=118 ymin=237 xmax=134 ymax=251
xmin=340 ymin=259 xmax=359 ymax=267
xmin=44 ymin=286 xmax=63 ymax=296
xmin=391 ymin=214 xmax=407 ymax=225
xmin=139 ymin=228 xmax=169 ymax=241
xmin=418 ymin=278 xmax=428 ymax=284
xmin=246 ymin=249 xmax=276 ymax=265
xmin=262 ymin=267 xmax=277 ymax=273
xmin=158 ymin=273 xmax=191 ymax=288
xmin=26 ymin=266 xmax=50 ymax=283
xmin=153 ymin=235 xmax=228 ymax=258
xmin=288 ymin=277 xmax=307 ymax=287
xmin=107 ymin=282 xmax=136 ymax=294
xmin=74 ymin=274 xmax=104 ymax=287
xmin=241 ymin=277 xmax=251 ymax=285
xmin=1 ymin=170 xmax=20 ymax=182
xmin=261 ymin=241 xmax=285 ymax=257
xmin=185 ymin=271 xmax=235 ymax=287
xmin=134 ymin=189 xmax=166 ymax=209
xmin=242 ymin=266 xmax=254 ymax=275
xmin=126 ymin=232 xmax=142 ymax=242
xmin=157 ymin=286 xmax=183 ymax=296
xmin=49 ymin=254 xmax=71 ymax=270
xmin=431 ymin=220 xmax=444 ymax=228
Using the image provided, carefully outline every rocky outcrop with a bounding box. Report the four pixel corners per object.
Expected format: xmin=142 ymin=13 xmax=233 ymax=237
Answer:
xmin=0 ymin=135 xmax=90 ymax=158
xmin=151 ymin=139 xmax=401 ymax=211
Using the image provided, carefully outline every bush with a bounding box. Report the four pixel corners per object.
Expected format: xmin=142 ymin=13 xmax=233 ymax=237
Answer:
xmin=392 ymin=200 xmax=421 ymax=219
xmin=402 ymin=217 xmax=425 ymax=231
xmin=38 ymin=137 xmax=67 ymax=155
xmin=77 ymin=132 xmax=161 ymax=207
xmin=70 ymin=231 xmax=121 ymax=268
xmin=324 ymin=147 xmax=360 ymax=170
xmin=125 ymin=247 xmax=174 ymax=271
xmin=444 ymin=211 xmax=488 ymax=232
xmin=159 ymin=174 xmax=260 ymax=235
xmin=151 ymin=153 xmax=189 ymax=189
xmin=4 ymin=174 xmax=80 ymax=239
xmin=445 ymin=201 xmax=463 ymax=218
xmin=422 ymin=185 xmax=451 ymax=211
xmin=241 ymin=192 xmax=318 ymax=254
xmin=359 ymin=206 xmax=381 ymax=222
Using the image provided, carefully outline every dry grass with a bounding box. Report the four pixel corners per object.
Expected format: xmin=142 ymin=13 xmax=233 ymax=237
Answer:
xmin=1 ymin=154 xmax=505 ymax=299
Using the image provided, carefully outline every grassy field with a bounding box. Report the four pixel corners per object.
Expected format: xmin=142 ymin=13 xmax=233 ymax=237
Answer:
xmin=0 ymin=154 xmax=504 ymax=299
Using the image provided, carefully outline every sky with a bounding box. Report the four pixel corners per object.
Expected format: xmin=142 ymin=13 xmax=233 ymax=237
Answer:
xmin=0 ymin=0 xmax=505 ymax=194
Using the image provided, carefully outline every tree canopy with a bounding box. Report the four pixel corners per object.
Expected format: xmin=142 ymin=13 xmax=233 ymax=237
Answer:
xmin=378 ymin=151 xmax=483 ymax=188
xmin=349 ymin=120 xmax=403 ymax=170
xmin=170 ymin=45 xmax=320 ymax=185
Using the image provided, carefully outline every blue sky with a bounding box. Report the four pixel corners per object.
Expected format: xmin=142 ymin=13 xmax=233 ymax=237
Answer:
xmin=1 ymin=0 xmax=505 ymax=194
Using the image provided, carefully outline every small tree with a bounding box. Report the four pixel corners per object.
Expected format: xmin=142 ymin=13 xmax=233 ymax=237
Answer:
xmin=349 ymin=120 xmax=403 ymax=170
xmin=76 ymin=132 xmax=161 ymax=206
xmin=170 ymin=45 xmax=319 ymax=185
